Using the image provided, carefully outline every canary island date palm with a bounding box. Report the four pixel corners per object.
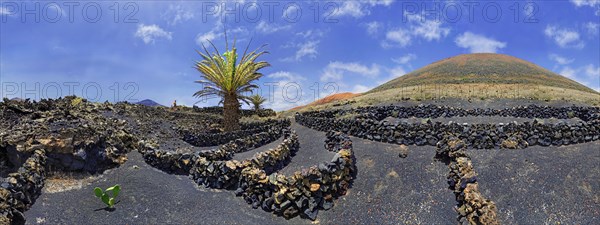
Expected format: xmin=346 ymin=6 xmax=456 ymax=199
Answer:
xmin=194 ymin=38 xmax=270 ymax=131
xmin=248 ymin=94 xmax=267 ymax=111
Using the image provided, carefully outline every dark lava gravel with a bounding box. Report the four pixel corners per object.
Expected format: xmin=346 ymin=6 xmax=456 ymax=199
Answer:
xmin=317 ymin=138 xmax=455 ymax=224
xmin=467 ymin=142 xmax=600 ymax=224
xmin=21 ymin=119 xmax=600 ymax=224
xmin=24 ymin=151 xmax=292 ymax=224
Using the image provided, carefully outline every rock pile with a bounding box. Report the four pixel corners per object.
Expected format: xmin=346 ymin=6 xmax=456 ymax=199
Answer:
xmin=436 ymin=136 xmax=499 ymax=225
xmin=0 ymin=97 xmax=138 ymax=174
xmin=0 ymin=149 xmax=46 ymax=224
xmin=236 ymin=131 xmax=355 ymax=220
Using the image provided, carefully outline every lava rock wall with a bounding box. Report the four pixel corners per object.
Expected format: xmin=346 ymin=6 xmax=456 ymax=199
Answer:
xmin=436 ymin=136 xmax=499 ymax=224
xmin=0 ymin=149 xmax=46 ymax=225
xmin=179 ymin=119 xmax=291 ymax=147
xmin=296 ymin=106 xmax=600 ymax=149
xmin=193 ymin=106 xmax=277 ymax=117
xmin=141 ymin=124 xmax=290 ymax=175
xmin=236 ymin=131 xmax=355 ymax=220
xmin=302 ymin=104 xmax=600 ymax=122
xmin=190 ymin=129 xmax=299 ymax=189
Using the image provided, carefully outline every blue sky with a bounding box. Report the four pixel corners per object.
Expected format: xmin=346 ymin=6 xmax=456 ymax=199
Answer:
xmin=1 ymin=0 xmax=599 ymax=110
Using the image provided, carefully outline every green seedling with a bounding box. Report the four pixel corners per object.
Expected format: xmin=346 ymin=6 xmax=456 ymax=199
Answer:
xmin=94 ymin=184 xmax=120 ymax=208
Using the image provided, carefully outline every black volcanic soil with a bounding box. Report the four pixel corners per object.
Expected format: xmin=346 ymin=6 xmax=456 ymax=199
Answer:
xmin=467 ymin=143 xmax=600 ymax=224
xmin=18 ymin=101 xmax=600 ymax=224
xmin=25 ymin=151 xmax=287 ymax=225
xmin=24 ymin=122 xmax=456 ymax=224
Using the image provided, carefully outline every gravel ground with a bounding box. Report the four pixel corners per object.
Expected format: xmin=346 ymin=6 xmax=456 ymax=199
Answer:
xmin=467 ymin=142 xmax=600 ymax=224
xmin=21 ymin=119 xmax=600 ymax=224
xmin=24 ymin=151 xmax=292 ymax=225
xmin=317 ymin=138 xmax=455 ymax=224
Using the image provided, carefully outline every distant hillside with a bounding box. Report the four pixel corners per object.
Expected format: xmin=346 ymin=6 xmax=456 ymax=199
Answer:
xmin=369 ymin=53 xmax=596 ymax=94
xmin=288 ymin=92 xmax=360 ymax=112
xmin=136 ymin=99 xmax=163 ymax=107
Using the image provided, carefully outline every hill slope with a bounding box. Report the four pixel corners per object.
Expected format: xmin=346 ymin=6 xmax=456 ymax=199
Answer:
xmin=288 ymin=92 xmax=360 ymax=112
xmin=369 ymin=53 xmax=596 ymax=94
xmin=136 ymin=99 xmax=163 ymax=107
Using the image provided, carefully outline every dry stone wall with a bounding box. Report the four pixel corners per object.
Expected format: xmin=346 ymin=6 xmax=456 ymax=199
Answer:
xmin=296 ymin=105 xmax=600 ymax=149
xmin=179 ymin=119 xmax=290 ymax=147
xmin=236 ymin=131 xmax=355 ymax=220
xmin=141 ymin=120 xmax=291 ymax=175
xmin=193 ymin=106 xmax=276 ymax=117
xmin=0 ymin=149 xmax=46 ymax=224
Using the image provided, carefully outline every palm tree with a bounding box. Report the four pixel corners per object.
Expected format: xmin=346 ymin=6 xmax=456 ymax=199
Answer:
xmin=193 ymin=36 xmax=270 ymax=131
xmin=248 ymin=94 xmax=267 ymax=111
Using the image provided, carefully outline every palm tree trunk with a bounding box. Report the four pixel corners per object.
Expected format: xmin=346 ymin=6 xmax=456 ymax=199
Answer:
xmin=223 ymin=93 xmax=240 ymax=131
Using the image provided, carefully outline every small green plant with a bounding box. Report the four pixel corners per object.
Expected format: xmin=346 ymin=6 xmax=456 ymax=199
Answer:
xmin=94 ymin=184 xmax=120 ymax=208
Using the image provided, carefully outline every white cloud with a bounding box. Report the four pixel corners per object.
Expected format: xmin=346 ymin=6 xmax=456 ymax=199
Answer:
xmin=584 ymin=64 xmax=600 ymax=78
xmin=585 ymin=22 xmax=599 ymax=35
xmin=0 ymin=7 xmax=12 ymax=15
xmin=330 ymin=0 xmax=395 ymax=18
xmin=135 ymin=24 xmax=172 ymax=44
xmin=195 ymin=21 xmax=248 ymax=47
xmin=560 ymin=66 xmax=578 ymax=79
xmin=391 ymin=53 xmax=416 ymax=64
xmin=557 ymin=64 xmax=599 ymax=86
xmin=333 ymin=1 xmax=366 ymax=18
xmin=282 ymin=29 xmax=325 ymax=62
xmin=293 ymin=41 xmax=319 ymax=61
xmin=321 ymin=61 xmax=381 ymax=82
xmin=383 ymin=10 xmax=450 ymax=48
xmin=256 ymin=21 xmax=291 ymax=34
xmin=295 ymin=29 xmax=324 ymax=39
xmin=282 ymin=4 xmax=301 ymax=18
xmin=405 ymin=12 xmax=450 ymax=41
xmin=455 ymin=32 xmax=507 ymax=53
xmin=523 ymin=2 xmax=535 ymax=15
xmin=571 ymin=0 xmax=600 ymax=7
xmin=389 ymin=66 xmax=407 ymax=78
xmin=544 ymin=25 xmax=585 ymax=49
xmin=263 ymin=71 xmax=310 ymax=111
xmin=368 ymin=0 xmax=395 ymax=6
xmin=549 ymin=54 xmax=574 ymax=65
xmin=195 ymin=30 xmax=218 ymax=47
xmin=570 ymin=0 xmax=600 ymax=14
xmin=364 ymin=21 xmax=382 ymax=36
xmin=267 ymin=71 xmax=303 ymax=81
xmin=163 ymin=4 xmax=194 ymax=26
xmin=352 ymin=84 xmax=371 ymax=93
xmin=385 ymin=28 xmax=412 ymax=47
